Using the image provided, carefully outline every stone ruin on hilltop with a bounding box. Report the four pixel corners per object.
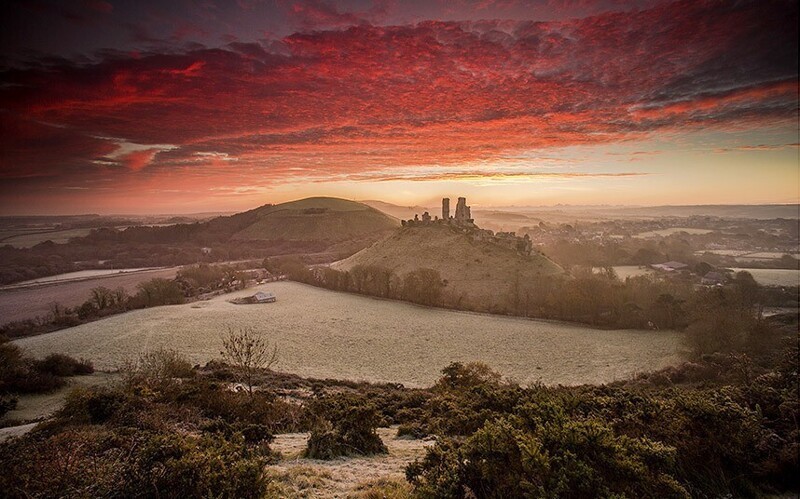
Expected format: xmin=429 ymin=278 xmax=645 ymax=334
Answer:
xmin=402 ymin=196 xmax=534 ymax=256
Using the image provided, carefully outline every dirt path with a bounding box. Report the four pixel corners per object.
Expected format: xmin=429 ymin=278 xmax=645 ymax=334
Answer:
xmin=267 ymin=426 xmax=433 ymax=498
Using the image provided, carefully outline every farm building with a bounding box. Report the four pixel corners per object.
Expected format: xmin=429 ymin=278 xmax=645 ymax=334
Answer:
xmin=253 ymin=291 xmax=276 ymax=303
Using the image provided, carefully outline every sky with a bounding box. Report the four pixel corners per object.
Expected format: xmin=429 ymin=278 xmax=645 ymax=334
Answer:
xmin=0 ymin=0 xmax=797 ymax=214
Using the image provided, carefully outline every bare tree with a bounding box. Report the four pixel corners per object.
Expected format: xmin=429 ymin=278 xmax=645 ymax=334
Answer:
xmin=220 ymin=327 xmax=278 ymax=398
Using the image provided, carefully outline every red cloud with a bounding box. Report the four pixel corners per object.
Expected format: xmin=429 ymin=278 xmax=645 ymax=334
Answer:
xmin=0 ymin=0 xmax=796 ymax=211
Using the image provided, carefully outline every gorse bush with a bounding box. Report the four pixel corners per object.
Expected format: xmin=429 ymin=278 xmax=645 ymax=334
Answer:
xmin=402 ymin=342 xmax=799 ymax=498
xmin=0 ymin=339 xmax=94 ymax=396
xmin=122 ymin=347 xmax=194 ymax=389
xmin=407 ymin=416 xmax=689 ymax=498
xmin=305 ymin=401 xmax=388 ymax=459
xmin=34 ymin=353 xmax=94 ymax=377
xmin=0 ymin=425 xmax=269 ymax=499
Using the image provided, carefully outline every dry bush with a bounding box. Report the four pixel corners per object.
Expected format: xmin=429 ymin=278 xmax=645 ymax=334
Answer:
xmin=221 ymin=326 xmax=278 ymax=397
xmin=122 ymin=347 xmax=194 ymax=388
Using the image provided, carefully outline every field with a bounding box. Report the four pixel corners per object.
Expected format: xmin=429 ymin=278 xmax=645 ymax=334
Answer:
xmin=0 ymin=267 xmax=180 ymax=323
xmin=0 ymin=228 xmax=97 ymax=248
xmin=14 ymin=282 xmax=685 ymax=387
xmin=635 ymin=227 xmax=714 ymax=238
xmin=729 ymin=268 xmax=799 ymax=287
xmin=10 ymin=267 xmax=163 ymax=287
xmin=610 ymin=266 xmax=653 ymax=280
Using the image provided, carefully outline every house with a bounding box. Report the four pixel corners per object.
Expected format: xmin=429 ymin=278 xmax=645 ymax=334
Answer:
xmin=651 ymin=261 xmax=689 ymax=272
xmin=701 ymin=271 xmax=726 ymax=286
xmin=252 ymin=291 xmax=276 ymax=303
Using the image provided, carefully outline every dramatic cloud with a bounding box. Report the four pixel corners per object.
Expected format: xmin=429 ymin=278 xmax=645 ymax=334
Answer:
xmin=0 ymin=0 xmax=797 ymax=212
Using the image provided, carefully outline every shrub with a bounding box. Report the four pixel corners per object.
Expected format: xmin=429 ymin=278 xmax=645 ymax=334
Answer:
xmin=407 ymin=417 xmax=689 ymax=498
xmin=0 ymin=426 xmax=269 ymax=499
xmin=3 ymin=370 xmax=66 ymax=394
xmin=435 ymin=361 xmax=503 ymax=392
xmin=305 ymin=405 xmax=387 ymax=459
xmin=34 ymin=353 xmax=94 ymax=377
xmin=220 ymin=326 xmax=278 ymax=398
xmin=59 ymin=387 xmax=129 ymax=424
xmin=124 ymin=348 xmax=194 ymax=386
xmin=125 ymin=432 xmax=268 ymax=498
xmin=0 ymin=394 xmax=17 ymax=417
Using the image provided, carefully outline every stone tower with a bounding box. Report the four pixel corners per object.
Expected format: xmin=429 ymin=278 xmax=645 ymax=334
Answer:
xmin=454 ymin=197 xmax=471 ymax=222
xmin=442 ymin=198 xmax=450 ymax=219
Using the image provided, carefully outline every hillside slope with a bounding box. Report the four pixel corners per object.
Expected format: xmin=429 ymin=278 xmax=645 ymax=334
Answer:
xmin=360 ymin=200 xmax=432 ymax=221
xmin=231 ymin=197 xmax=399 ymax=243
xmin=332 ymin=224 xmax=563 ymax=310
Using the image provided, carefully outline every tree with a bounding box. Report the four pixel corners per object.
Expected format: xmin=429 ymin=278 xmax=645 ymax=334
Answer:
xmin=220 ymin=327 xmax=278 ymax=398
xmin=134 ymin=278 xmax=184 ymax=307
xmin=90 ymin=286 xmax=114 ymax=310
xmin=401 ymin=268 xmax=445 ymax=306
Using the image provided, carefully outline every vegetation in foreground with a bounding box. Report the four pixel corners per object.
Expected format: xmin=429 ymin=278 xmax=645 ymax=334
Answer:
xmin=1 ymin=337 xmax=94 ymax=418
xmin=0 ymin=315 xmax=796 ymax=498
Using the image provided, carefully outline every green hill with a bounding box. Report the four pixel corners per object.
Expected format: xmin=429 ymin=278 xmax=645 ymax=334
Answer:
xmin=230 ymin=197 xmax=399 ymax=243
xmin=332 ymin=223 xmax=563 ymax=310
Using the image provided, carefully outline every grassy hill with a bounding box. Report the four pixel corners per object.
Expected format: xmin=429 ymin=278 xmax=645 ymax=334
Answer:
xmin=332 ymin=223 xmax=563 ymax=310
xmin=230 ymin=197 xmax=398 ymax=243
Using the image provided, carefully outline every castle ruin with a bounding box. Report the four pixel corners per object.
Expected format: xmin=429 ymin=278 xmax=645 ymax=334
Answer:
xmin=401 ymin=196 xmax=534 ymax=256
xmin=454 ymin=197 xmax=472 ymax=223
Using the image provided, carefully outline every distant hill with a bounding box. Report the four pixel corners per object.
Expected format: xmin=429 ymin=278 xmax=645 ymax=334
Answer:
xmin=483 ymin=204 xmax=800 ymax=222
xmin=360 ymin=200 xmax=432 ymax=221
xmin=332 ymin=223 xmax=563 ymax=310
xmin=230 ymin=197 xmax=399 ymax=243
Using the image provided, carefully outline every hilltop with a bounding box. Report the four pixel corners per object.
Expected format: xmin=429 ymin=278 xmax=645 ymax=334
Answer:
xmin=332 ymin=222 xmax=563 ymax=311
xmin=229 ymin=197 xmax=399 ymax=243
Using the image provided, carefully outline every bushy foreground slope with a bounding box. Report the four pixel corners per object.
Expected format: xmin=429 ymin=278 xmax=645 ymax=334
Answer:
xmin=1 ymin=328 xmax=796 ymax=498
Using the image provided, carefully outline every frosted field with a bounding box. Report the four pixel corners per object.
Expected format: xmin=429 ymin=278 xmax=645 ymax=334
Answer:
xmin=730 ymin=268 xmax=799 ymax=287
xmin=611 ymin=266 xmax=653 ymax=280
xmin=635 ymin=228 xmax=714 ymax=238
xmin=15 ymin=282 xmax=685 ymax=387
xmin=10 ymin=268 xmax=162 ymax=288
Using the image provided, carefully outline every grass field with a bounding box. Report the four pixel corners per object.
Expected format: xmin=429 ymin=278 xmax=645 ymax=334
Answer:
xmin=0 ymin=228 xmax=96 ymax=248
xmin=0 ymin=267 xmax=180 ymax=323
xmin=14 ymin=282 xmax=685 ymax=387
xmin=729 ymin=268 xmax=800 ymax=287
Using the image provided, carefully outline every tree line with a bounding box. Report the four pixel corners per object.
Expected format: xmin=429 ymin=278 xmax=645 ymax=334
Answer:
xmin=268 ymin=257 xmax=793 ymax=357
